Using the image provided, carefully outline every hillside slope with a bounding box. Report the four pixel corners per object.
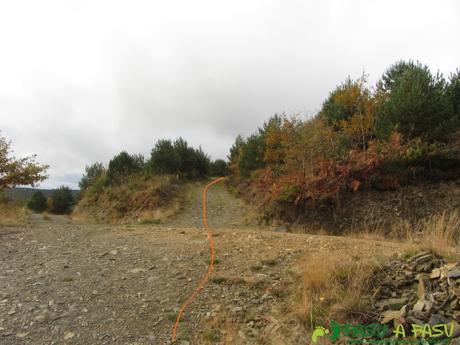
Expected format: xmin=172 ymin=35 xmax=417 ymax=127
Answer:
xmin=73 ymin=175 xmax=182 ymax=224
xmin=230 ymin=178 xmax=460 ymax=235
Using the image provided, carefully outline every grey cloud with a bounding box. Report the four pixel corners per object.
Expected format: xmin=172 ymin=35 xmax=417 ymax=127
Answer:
xmin=0 ymin=0 xmax=459 ymax=189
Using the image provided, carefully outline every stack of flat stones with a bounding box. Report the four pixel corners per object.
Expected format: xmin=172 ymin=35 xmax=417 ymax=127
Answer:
xmin=371 ymin=252 xmax=460 ymax=337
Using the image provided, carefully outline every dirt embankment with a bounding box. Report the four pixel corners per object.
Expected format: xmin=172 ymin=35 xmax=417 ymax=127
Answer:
xmin=230 ymin=178 xmax=460 ymax=235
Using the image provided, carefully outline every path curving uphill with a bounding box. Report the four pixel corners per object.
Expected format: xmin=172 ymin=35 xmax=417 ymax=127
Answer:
xmin=165 ymin=179 xmax=255 ymax=230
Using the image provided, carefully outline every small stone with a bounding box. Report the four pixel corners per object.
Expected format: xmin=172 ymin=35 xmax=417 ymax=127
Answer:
xmin=413 ymin=299 xmax=432 ymax=313
xmin=34 ymin=314 xmax=46 ymax=322
xmin=381 ymin=310 xmax=405 ymax=324
xmin=377 ymin=297 xmax=408 ymax=310
xmin=430 ymin=268 xmax=441 ymax=279
xmin=415 ymin=255 xmax=434 ymax=269
xmin=128 ymin=268 xmax=146 ymax=274
xmin=64 ymin=331 xmax=75 ymax=340
xmin=409 ymin=252 xmax=432 ymax=264
xmin=109 ymin=249 xmax=118 ymax=255
xmin=441 ymin=263 xmax=458 ymax=279
xmin=238 ymin=330 xmax=247 ymax=340
xmin=16 ymin=332 xmax=29 ymax=338
xmin=448 ymin=268 xmax=460 ymax=279
xmin=406 ymin=316 xmax=424 ymax=325
xmin=429 ymin=314 xmax=448 ymax=326
xmin=452 ymin=322 xmax=460 ymax=338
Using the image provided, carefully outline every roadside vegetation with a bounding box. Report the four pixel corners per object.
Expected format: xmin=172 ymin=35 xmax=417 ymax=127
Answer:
xmin=227 ymin=60 xmax=460 ymax=234
xmin=0 ymin=196 xmax=29 ymax=226
xmin=74 ymin=137 xmax=228 ymax=223
xmin=0 ymin=132 xmax=48 ymax=225
xmin=27 ymin=187 xmax=76 ymax=215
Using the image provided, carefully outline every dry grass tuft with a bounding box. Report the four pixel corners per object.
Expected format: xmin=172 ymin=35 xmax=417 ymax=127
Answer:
xmin=346 ymin=211 xmax=460 ymax=253
xmin=196 ymin=312 xmax=238 ymax=345
xmin=0 ymin=200 xmax=28 ymax=226
xmin=418 ymin=211 xmax=460 ymax=258
xmin=297 ymin=254 xmax=381 ymax=330
xmin=377 ymin=211 xmax=460 ymax=259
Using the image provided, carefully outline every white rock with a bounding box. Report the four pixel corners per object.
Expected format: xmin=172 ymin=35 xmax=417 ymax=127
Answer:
xmin=64 ymin=331 xmax=75 ymax=340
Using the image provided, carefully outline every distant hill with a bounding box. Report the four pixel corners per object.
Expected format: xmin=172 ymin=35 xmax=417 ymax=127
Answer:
xmin=4 ymin=187 xmax=80 ymax=202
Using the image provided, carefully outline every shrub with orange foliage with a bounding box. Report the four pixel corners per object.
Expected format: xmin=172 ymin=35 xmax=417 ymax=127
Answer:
xmin=257 ymin=132 xmax=407 ymax=208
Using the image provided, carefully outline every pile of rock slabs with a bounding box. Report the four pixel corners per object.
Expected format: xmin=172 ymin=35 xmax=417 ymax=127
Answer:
xmin=372 ymin=252 xmax=460 ymax=338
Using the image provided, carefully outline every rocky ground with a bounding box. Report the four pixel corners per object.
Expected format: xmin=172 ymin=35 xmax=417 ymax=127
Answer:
xmin=372 ymin=252 xmax=460 ymax=335
xmin=1 ymin=181 xmax=404 ymax=345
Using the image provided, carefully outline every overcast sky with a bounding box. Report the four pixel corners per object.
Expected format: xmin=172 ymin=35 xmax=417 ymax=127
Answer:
xmin=1 ymin=0 xmax=459 ymax=189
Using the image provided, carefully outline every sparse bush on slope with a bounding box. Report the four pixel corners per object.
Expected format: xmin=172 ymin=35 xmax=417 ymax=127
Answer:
xmin=49 ymin=186 xmax=74 ymax=214
xmin=107 ymin=151 xmax=145 ymax=184
xmin=148 ymin=138 xmax=211 ymax=178
xmin=148 ymin=139 xmax=179 ymax=174
xmin=79 ymin=162 xmax=105 ymax=191
xmin=27 ymin=190 xmax=47 ymax=213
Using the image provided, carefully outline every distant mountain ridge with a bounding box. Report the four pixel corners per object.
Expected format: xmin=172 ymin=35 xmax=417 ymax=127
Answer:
xmin=4 ymin=187 xmax=79 ymax=201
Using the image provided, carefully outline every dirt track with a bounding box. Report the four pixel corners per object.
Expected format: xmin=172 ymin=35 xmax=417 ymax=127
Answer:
xmin=0 ymin=182 xmax=404 ymax=345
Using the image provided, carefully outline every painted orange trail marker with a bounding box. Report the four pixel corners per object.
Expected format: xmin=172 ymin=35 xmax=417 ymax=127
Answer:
xmin=171 ymin=176 xmax=225 ymax=342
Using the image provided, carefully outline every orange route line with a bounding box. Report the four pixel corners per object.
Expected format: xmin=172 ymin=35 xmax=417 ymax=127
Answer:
xmin=171 ymin=176 xmax=225 ymax=343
